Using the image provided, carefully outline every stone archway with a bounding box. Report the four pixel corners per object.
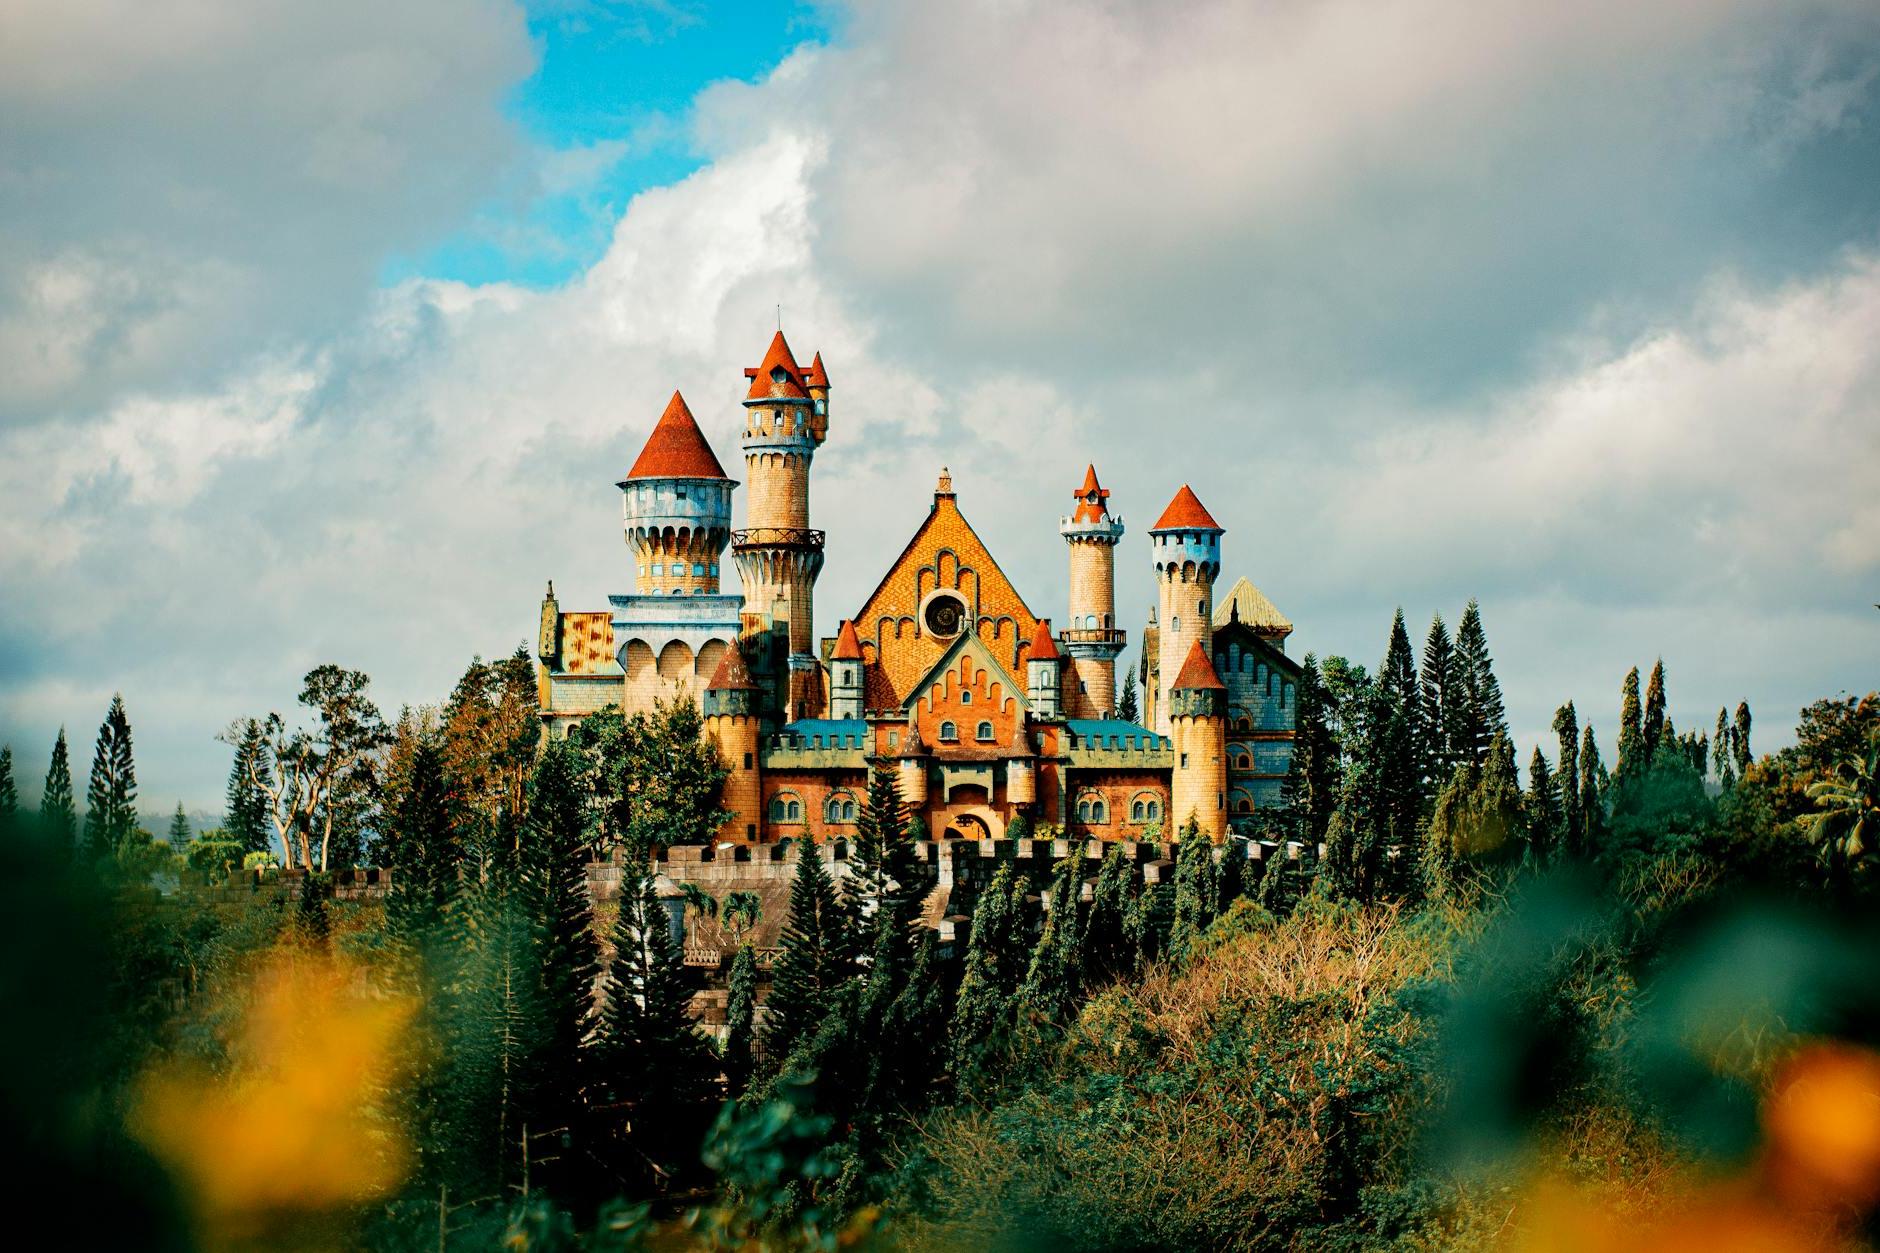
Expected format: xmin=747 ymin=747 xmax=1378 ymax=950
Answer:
xmin=939 ymin=807 xmax=1002 ymax=841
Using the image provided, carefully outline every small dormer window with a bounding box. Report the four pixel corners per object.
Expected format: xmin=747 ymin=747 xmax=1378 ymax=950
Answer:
xmin=960 ymin=690 xmax=972 ymax=705
xmin=975 ymin=721 xmax=994 ymax=742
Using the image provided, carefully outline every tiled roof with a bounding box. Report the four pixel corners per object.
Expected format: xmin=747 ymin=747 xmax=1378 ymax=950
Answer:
xmin=1213 ymin=576 xmax=1293 ymax=635
xmin=1072 ymin=464 xmax=1111 ymax=523
xmin=1151 ymin=484 xmax=1221 ymax=531
xmin=707 ymin=646 xmax=760 ymax=691
xmin=1027 ymin=617 xmax=1060 ymax=661
xmin=803 ymin=351 xmax=829 ymax=389
xmin=743 ymin=330 xmax=807 ymax=401
xmin=831 ymin=619 xmax=863 ymax=660
xmin=624 ymin=391 xmax=730 ymax=481
xmin=1171 ymin=640 xmax=1226 ymax=691
xmin=557 ymin=612 xmax=616 ymax=674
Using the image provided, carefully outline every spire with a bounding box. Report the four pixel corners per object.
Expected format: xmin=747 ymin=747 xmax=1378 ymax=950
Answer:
xmin=936 ymin=466 xmax=954 ymax=498
xmin=898 ymin=717 xmax=927 ymax=757
xmin=1150 ymin=484 xmax=1222 ymax=532
xmin=1071 ymin=464 xmax=1111 ymax=524
xmin=623 ymin=391 xmax=730 ymax=480
xmin=743 ymin=330 xmax=807 ymax=401
xmin=1027 ymin=617 xmax=1060 ymax=661
xmin=803 ymin=351 xmax=829 ymax=390
xmin=1170 ymin=640 xmax=1225 ymax=692
xmin=832 ymin=618 xmax=863 ymax=661
xmin=707 ymin=646 xmax=761 ymax=692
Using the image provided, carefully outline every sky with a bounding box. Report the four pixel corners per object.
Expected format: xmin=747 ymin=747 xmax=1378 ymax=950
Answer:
xmin=2 ymin=0 xmax=1877 ymax=821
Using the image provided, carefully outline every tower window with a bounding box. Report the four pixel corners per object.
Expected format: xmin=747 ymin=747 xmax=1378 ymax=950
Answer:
xmin=960 ymin=690 xmax=972 ymax=705
xmin=676 ymin=487 xmax=687 ymax=500
xmin=975 ymin=721 xmax=994 ymax=742
xmin=1171 ymin=616 xmax=1180 ymax=632
xmin=743 ymin=753 xmax=753 ymax=768
xmin=650 ymin=564 xmax=663 ymax=576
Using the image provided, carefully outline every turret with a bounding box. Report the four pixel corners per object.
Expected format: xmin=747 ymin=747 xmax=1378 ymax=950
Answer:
xmin=704 ymin=647 xmax=763 ymax=841
xmin=1025 ymin=618 xmax=1063 ymax=719
xmin=829 ymin=619 xmax=865 ymax=720
xmin=732 ymin=331 xmax=829 ymax=720
xmin=536 ymin=580 xmax=560 ymax=709
xmin=1167 ymin=641 xmax=1227 ymax=841
xmin=1148 ymin=484 xmax=1223 ymax=735
xmin=618 ymin=392 xmax=736 ymax=596
xmin=896 ymin=717 xmax=929 ymax=809
xmin=1059 ymin=465 xmax=1127 ymax=717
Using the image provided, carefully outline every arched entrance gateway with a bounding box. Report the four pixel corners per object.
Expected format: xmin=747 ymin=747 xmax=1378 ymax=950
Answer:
xmin=944 ymin=813 xmax=994 ymax=841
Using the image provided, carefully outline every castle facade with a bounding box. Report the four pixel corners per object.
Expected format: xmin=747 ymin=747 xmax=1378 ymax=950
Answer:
xmin=535 ymin=334 xmax=1300 ymax=843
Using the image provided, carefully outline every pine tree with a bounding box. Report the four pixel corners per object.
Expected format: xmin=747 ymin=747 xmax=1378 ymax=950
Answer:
xmin=1167 ymin=819 xmax=1220 ymax=961
xmin=1713 ymin=708 xmax=1734 ymax=788
xmin=600 ymin=859 xmax=713 ymax=1161
xmin=1552 ymin=703 xmax=1582 ymax=857
xmin=1477 ymin=734 xmax=1525 ymax=858
xmin=1733 ymin=702 xmax=1753 ymax=774
xmin=760 ymin=835 xmax=851 ymax=1071
xmin=1578 ymin=726 xmax=1607 ymax=855
xmin=1419 ymin=764 xmax=1470 ymax=899
xmin=83 ymin=695 xmax=137 ymax=863
xmin=0 ymin=747 xmax=16 ymax=821
xmin=1617 ymin=667 xmax=1644 ymax=778
xmin=1454 ymin=600 xmax=1507 ymax=765
xmin=1642 ymin=660 xmax=1667 ymax=763
xmin=1082 ymin=844 xmax=1135 ymax=982
xmin=723 ymin=942 xmax=760 ymax=1099
xmin=1118 ymin=669 xmax=1140 ymax=724
xmin=1017 ymin=856 xmax=1083 ymax=1026
xmin=845 ymin=767 xmax=926 ymax=967
xmin=225 ymin=718 xmax=271 ymax=856
xmin=1377 ymin=609 xmax=1423 ymax=841
xmin=385 ymin=741 xmax=461 ymax=953
xmin=950 ymin=863 xmax=1026 ymax=1078
xmin=41 ymin=729 xmax=76 ymax=857
xmin=1419 ymin=615 xmax=1464 ymax=795
xmin=166 ymin=802 xmax=191 ymax=850
xmin=1526 ymin=749 xmax=1560 ymax=865
xmin=1285 ymin=654 xmax=1340 ymax=844
xmin=520 ymin=740 xmax=599 ymax=1139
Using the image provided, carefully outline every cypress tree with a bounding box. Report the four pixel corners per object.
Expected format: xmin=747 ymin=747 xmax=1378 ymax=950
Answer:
xmin=1578 ymin=726 xmax=1607 ymax=855
xmin=846 ymin=766 xmax=926 ymax=967
xmin=1552 ymin=703 xmax=1581 ymax=857
xmin=1419 ymin=615 xmax=1463 ymax=794
xmin=1118 ymin=670 xmax=1140 ymax=724
xmin=385 ymin=741 xmax=461 ymax=953
xmin=1378 ymin=609 xmax=1423 ymax=840
xmin=166 ymin=802 xmax=191 ymax=850
xmin=40 ymin=730 xmax=76 ymax=857
xmin=225 ymin=718 xmax=271 ymax=855
xmin=1713 ymin=709 xmax=1734 ymax=788
xmin=1476 ymin=734 xmax=1524 ymax=858
xmin=1617 ymin=667 xmax=1645 ymax=778
xmin=723 ymin=942 xmax=759 ymax=1099
xmin=1526 ymin=749 xmax=1560 ymax=865
xmin=1082 ymin=843 xmax=1135 ymax=982
xmin=1167 ymin=819 xmax=1220 ymax=961
xmin=83 ymin=696 xmax=137 ymax=864
xmin=1420 ymin=764 xmax=1471 ymax=899
xmin=1286 ymin=654 xmax=1340 ymax=844
xmin=1454 ymin=600 xmax=1507 ymax=764
xmin=0 ymin=747 xmax=16 ymax=821
xmin=760 ymin=835 xmax=850 ymax=1071
xmin=1642 ymin=660 xmax=1667 ymax=763
xmin=520 ymin=740 xmax=599 ymax=1139
xmin=950 ymin=863 xmax=1026 ymax=1078
xmin=1733 ymin=702 xmax=1753 ymax=774
xmin=1017 ymin=856 xmax=1083 ymax=1026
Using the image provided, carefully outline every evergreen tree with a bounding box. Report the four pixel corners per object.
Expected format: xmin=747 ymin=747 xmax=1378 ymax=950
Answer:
xmin=1579 ymin=726 xmax=1607 ymax=855
xmin=1642 ymin=660 xmax=1667 ymax=762
xmin=1419 ymin=764 xmax=1470 ymax=899
xmin=1082 ymin=843 xmax=1136 ymax=983
xmin=1552 ymin=703 xmax=1582 ymax=857
xmin=1377 ymin=609 xmax=1423 ymax=841
xmin=1167 ymin=819 xmax=1220 ymax=961
xmin=1017 ymin=856 xmax=1083 ymax=1027
xmin=1285 ymin=654 xmax=1340 ymax=844
xmin=520 ymin=740 xmax=599 ymax=1140
xmin=1323 ymin=751 xmax=1386 ymax=904
xmin=723 ymin=942 xmax=760 ymax=1099
xmin=166 ymin=802 xmax=191 ymax=850
xmin=1422 ymin=735 xmax=1525 ymax=891
xmin=600 ymin=858 xmax=714 ymax=1163
xmin=83 ymin=695 xmax=137 ymax=863
xmin=1477 ymin=734 xmax=1525 ymax=858
xmin=950 ymin=863 xmax=1027 ymax=1079
xmin=1419 ymin=615 xmax=1465 ymax=795
xmin=577 ymin=696 xmax=728 ymax=852
xmin=1526 ymin=749 xmax=1560 ymax=865
xmin=1454 ymin=600 xmax=1507 ymax=764
xmin=0 ymin=747 xmax=16 ymax=821
xmin=1714 ymin=708 xmax=1735 ymax=789
xmin=1617 ymin=667 xmax=1645 ymax=778
xmin=224 ymin=718 xmax=271 ymax=856
xmin=845 ymin=767 xmax=927 ymax=967
xmin=1733 ymin=702 xmax=1753 ymax=774
xmin=384 ymin=741 xmax=461 ymax=953
xmin=761 ymin=835 xmax=851 ymax=1070
xmin=40 ymin=729 xmax=76 ymax=857
xmin=1118 ymin=669 xmax=1140 ymax=723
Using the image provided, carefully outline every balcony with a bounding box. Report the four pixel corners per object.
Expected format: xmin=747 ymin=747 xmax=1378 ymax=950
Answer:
xmin=1059 ymin=627 xmax=1127 ymax=647
xmin=731 ymin=527 xmax=826 ymax=551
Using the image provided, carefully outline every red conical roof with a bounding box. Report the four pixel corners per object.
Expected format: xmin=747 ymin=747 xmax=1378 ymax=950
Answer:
xmin=707 ymin=646 xmax=760 ymax=691
xmin=743 ymin=330 xmax=807 ymax=401
xmin=1151 ymin=484 xmax=1221 ymax=531
xmin=803 ymin=351 xmax=829 ymax=389
xmin=1027 ymin=617 xmax=1060 ymax=661
xmin=831 ymin=619 xmax=863 ymax=661
xmin=1072 ymin=463 xmax=1111 ymax=523
xmin=624 ymin=392 xmax=729 ymax=480
xmin=1170 ymin=640 xmax=1225 ymax=692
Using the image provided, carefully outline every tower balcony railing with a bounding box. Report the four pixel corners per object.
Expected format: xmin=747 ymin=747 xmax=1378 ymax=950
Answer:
xmin=731 ymin=527 xmax=826 ymax=551
xmin=1060 ymin=627 xmax=1127 ymax=647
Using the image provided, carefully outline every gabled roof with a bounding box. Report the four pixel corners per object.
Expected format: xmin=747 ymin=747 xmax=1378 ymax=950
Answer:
xmin=899 ymin=628 xmax=1029 ymax=718
xmin=1027 ymin=617 xmax=1060 ymax=661
xmin=1151 ymin=484 xmax=1221 ymax=531
xmin=623 ymin=391 xmax=730 ymax=481
xmin=1213 ymin=576 xmax=1293 ymax=635
xmin=743 ymin=330 xmax=808 ymax=401
xmin=707 ymin=646 xmax=760 ymax=691
xmin=803 ymin=351 xmax=829 ymax=389
xmin=1170 ymin=640 xmax=1226 ymax=691
xmin=831 ymin=619 xmax=863 ymax=661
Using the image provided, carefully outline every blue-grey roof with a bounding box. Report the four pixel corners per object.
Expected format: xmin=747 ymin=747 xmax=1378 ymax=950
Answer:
xmin=775 ymin=719 xmax=869 ymax=750
xmin=1065 ymin=719 xmax=1166 ymax=750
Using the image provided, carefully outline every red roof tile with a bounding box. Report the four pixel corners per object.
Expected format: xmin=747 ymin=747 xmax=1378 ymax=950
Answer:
xmin=624 ymin=391 xmax=730 ymax=481
xmin=1170 ymin=640 xmax=1225 ymax=691
xmin=803 ymin=351 xmax=829 ymax=389
xmin=1072 ymin=463 xmax=1111 ymax=523
xmin=707 ymin=646 xmax=760 ymax=691
xmin=743 ymin=330 xmax=807 ymax=401
xmin=1027 ymin=617 xmax=1060 ymax=661
xmin=1151 ymin=484 xmax=1221 ymax=531
xmin=831 ymin=619 xmax=863 ymax=661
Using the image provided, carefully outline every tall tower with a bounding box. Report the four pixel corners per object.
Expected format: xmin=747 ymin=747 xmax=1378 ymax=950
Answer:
xmin=829 ymin=619 xmax=865 ymax=720
xmin=1149 ymin=485 xmax=1223 ymax=735
xmin=703 ymin=647 xmax=763 ymax=841
xmin=1059 ymin=465 xmax=1126 ymax=718
xmin=619 ymin=392 xmax=735 ymax=595
xmin=1026 ymin=618 xmax=1063 ymax=718
xmin=1168 ymin=641 xmax=1228 ymax=841
xmin=732 ymin=332 xmax=829 ymax=722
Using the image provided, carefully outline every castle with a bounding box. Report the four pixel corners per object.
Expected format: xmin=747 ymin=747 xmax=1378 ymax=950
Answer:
xmin=535 ymin=333 xmax=1300 ymax=843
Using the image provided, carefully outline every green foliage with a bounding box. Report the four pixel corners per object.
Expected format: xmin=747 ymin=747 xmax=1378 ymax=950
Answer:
xmin=1082 ymin=844 xmax=1136 ymax=983
xmin=40 ymin=728 xmax=76 ymax=857
xmin=85 ymin=694 xmax=138 ymax=865
xmin=1801 ymin=731 xmax=1880 ymax=886
xmin=384 ymin=741 xmax=460 ymax=956
xmin=1378 ymin=608 xmax=1424 ymax=840
xmin=693 ymin=1070 xmax=865 ymax=1250
xmin=1016 ymin=856 xmax=1083 ymax=1030
xmin=950 ymin=862 xmax=1029 ymax=1083
xmin=1454 ymin=599 xmax=1507 ymax=765
xmin=1419 ymin=614 xmax=1468 ymax=794
xmin=1525 ymin=747 xmax=1561 ymax=865
xmin=1552 ymin=702 xmax=1583 ymax=857
xmin=1002 ymin=810 xmax=1031 ymax=842
xmin=845 ymin=766 xmax=928 ymax=967
xmin=1167 ymin=820 xmax=1219 ymax=962
xmin=574 ymin=696 xmax=728 ymax=854
xmin=1618 ymin=666 xmax=1645 ymax=778
xmin=1642 ymin=659 xmax=1667 ymax=761
xmin=166 ymin=802 xmax=191 ymax=851
xmin=0 ymin=746 xmax=16 ymax=820
xmin=521 ymin=740 xmax=599 ymax=1140
xmin=724 ymin=942 xmax=759 ymax=1099
xmin=224 ymin=717 xmax=271 ymax=856
xmin=1117 ymin=668 xmax=1139 ymax=724
xmin=1284 ymin=653 xmax=1339 ymax=845
xmin=761 ymin=835 xmax=851 ymax=1072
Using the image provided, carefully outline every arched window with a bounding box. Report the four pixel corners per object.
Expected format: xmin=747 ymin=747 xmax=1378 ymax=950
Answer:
xmin=960 ymin=690 xmax=972 ymax=705
xmin=1075 ymin=793 xmax=1108 ymax=824
xmin=825 ymin=792 xmax=858 ymax=823
xmin=1171 ymin=616 xmax=1180 ymax=633
xmin=1131 ymin=799 xmax=1144 ymax=821
xmin=1129 ymin=793 xmax=1162 ymax=824
xmin=939 ymin=720 xmax=958 ymax=742
xmin=1232 ymin=792 xmax=1256 ymax=815
xmin=975 ymin=720 xmax=994 ymax=741
xmin=1232 ymin=749 xmax=1254 ymax=770
xmin=769 ymin=793 xmax=804 ymax=823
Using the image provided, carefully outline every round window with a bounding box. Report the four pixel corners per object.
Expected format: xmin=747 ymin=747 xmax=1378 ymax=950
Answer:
xmin=922 ymin=591 xmax=967 ymax=638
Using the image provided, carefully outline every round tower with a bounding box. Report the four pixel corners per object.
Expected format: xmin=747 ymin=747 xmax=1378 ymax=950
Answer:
xmin=1168 ymin=640 xmax=1227 ymax=841
xmin=896 ymin=718 xmax=929 ymax=810
xmin=1025 ymin=617 xmax=1063 ymax=719
xmin=619 ymin=391 xmax=736 ymax=596
xmin=1059 ymin=464 xmax=1127 ymax=717
xmin=703 ymin=647 xmax=764 ymax=841
xmin=1148 ymin=484 xmax=1223 ymax=735
xmin=732 ymin=332 xmax=828 ymax=721
xmin=829 ymin=618 xmax=865 ymax=720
